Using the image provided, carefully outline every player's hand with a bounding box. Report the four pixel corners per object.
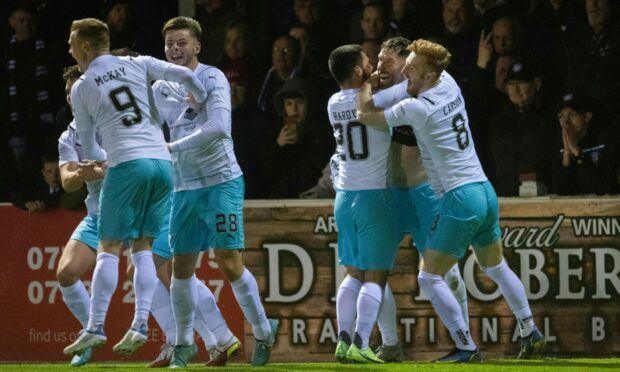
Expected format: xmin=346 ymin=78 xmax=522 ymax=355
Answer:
xmin=78 ymin=161 xmax=105 ymax=181
xmin=476 ymin=30 xmax=494 ymax=69
xmin=186 ymin=92 xmax=204 ymax=113
xmin=364 ymin=71 xmax=381 ymax=91
xmin=25 ymin=200 xmax=45 ymax=214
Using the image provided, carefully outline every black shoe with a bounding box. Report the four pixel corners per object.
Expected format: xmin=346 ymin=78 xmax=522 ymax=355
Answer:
xmin=519 ymin=328 xmax=546 ymax=359
xmin=435 ymin=348 xmax=481 ymax=363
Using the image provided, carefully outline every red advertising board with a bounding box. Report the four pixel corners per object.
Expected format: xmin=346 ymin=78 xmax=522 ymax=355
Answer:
xmin=0 ymin=205 xmax=244 ymax=362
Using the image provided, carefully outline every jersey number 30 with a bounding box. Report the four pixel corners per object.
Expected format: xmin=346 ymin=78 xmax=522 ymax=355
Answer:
xmin=109 ymin=86 xmax=143 ymax=127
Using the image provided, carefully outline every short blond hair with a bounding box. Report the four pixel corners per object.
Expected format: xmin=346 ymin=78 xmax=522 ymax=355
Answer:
xmin=71 ymin=18 xmax=110 ymax=51
xmin=408 ymin=39 xmax=451 ymax=75
xmin=162 ymin=16 xmax=202 ymax=40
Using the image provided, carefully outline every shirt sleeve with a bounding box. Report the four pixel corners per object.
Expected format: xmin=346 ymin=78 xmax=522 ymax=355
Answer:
xmin=58 ymin=131 xmax=79 ymax=167
xmin=71 ymin=81 xmax=106 ymax=161
xmin=168 ymin=70 xmax=231 ymax=152
xmin=372 ymin=80 xmax=409 ymax=108
xmin=384 ymin=97 xmax=428 ymax=130
xmin=142 ymin=56 xmax=208 ymax=103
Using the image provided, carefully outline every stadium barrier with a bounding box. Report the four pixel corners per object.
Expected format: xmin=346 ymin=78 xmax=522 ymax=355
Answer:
xmin=1 ymin=197 xmax=619 ymax=362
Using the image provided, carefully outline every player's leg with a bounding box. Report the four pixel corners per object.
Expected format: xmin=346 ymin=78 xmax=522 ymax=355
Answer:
xmin=411 ymin=183 xmax=470 ymax=329
xmin=57 ymin=220 xmax=98 ymax=367
xmin=375 ymin=187 xmax=410 ymax=362
xmin=418 ymin=184 xmax=483 ymax=363
xmin=335 ymin=267 xmax=363 ymax=362
xmin=63 ymin=239 xmax=123 ymax=356
xmin=473 ymin=182 xmax=544 ymax=359
xmin=346 ymin=189 xmax=398 ymax=364
xmin=168 ymin=186 xmax=224 ymax=368
xmin=209 ymin=177 xmax=276 ymax=366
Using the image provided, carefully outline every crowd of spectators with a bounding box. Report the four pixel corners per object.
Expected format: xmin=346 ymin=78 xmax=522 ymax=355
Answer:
xmin=1 ymin=0 xmax=619 ymax=212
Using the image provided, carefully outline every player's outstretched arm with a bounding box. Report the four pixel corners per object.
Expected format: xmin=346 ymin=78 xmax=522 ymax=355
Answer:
xmin=356 ymin=73 xmax=389 ymax=132
xmin=60 ymin=162 xmax=85 ymax=192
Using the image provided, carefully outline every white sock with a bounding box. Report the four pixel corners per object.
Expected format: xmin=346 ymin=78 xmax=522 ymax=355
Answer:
xmin=444 ymin=264 xmax=469 ymax=329
xmin=418 ymin=271 xmax=476 ymax=351
xmin=151 ymin=280 xmax=176 ymax=344
xmin=481 ymin=260 xmax=535 ymax=337
xmin=355 ymin=282 xmax=383 ymax=349
xmin=194 ymin=316 xmax=217 ymax=352
xmin=131 ymin=251 xmax=158 ymax=329
xmin=87 ymin=252 xmax=119 ymax=331
xmin=336 ymin=275 xmax=361 ymax=342
xmin=195 ymin=277 xmax=235 ymax=347
xmin=377 ymin=283 xmax=398 ymax=346
xmin=171 ymin=275 xmax=197 ymax=345
xmin=231 ymin=268 xmax=271 ymax=340
xmin=60 ymin=280 xmax=90 ymax=328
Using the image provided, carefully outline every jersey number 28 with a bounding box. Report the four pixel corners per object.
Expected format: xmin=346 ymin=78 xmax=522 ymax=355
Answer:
xmin=109 ymin=86 xmax=143 ymax=127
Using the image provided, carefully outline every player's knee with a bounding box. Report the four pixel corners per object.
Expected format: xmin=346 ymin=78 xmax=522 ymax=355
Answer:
xmin=56 ymin=265 xmax=80 ymax=287
xmin=220 ymin=262 xmax=244 ymax=282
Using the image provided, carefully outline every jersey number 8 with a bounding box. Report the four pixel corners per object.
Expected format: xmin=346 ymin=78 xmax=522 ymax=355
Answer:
xmin=109 ymin=86 xmax=143 ymax=127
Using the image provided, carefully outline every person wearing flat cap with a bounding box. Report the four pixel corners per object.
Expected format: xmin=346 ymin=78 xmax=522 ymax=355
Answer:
xmin=489 ymin=58 xmax=556 ymax=196
xmin=551 ymin=94 xmax=620 ymax=195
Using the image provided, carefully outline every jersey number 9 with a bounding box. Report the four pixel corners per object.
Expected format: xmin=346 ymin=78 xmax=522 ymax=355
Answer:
xmin=109 ymin=86 xmax=143 ymax=127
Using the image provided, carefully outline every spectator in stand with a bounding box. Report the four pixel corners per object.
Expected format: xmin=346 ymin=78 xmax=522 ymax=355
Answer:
xmin=292 ymin=0 xmax=342 ymax=68
xmin=264 ymin=76 xmax=334 ymax=198
xmin=431 ymin=0 xmax=479 ymax=87
xmin=256 ymin=35 xmax=302 ymax=116
xmin=526 ymin=0 xmax=583 ymax=90
xmin=357 ymin=1 xmax=388 ymax=43
xmin=562 ymin=0 xmax=620 ymax=118
xmin=12 ymin=153 xmax=63 ymax=213
xmin=386 ymin=0 xmax=418 ymax=39
xmin=103 ymin=0 xmax=136 ymax=50
xmin=552 ymin=94 xmax=620 ymax=195
xmin=489 ymin=58 xmax=556 ymax=196
xmin=2 ymin=1 xmax=64 ymax=207
xmin=218 ymin=21 xmax=256 ymax=109
xmin=195 ymin=0 xmax=241 ymax=65
xmin=362 ymin=39 xmax=380 ymax=69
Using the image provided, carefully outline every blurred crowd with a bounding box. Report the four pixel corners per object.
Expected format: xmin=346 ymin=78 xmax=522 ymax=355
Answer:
xmin=1 ymin=0 xmax=619 ymax=213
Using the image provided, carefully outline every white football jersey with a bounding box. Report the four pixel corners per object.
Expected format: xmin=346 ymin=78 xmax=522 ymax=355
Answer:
xmin=71 ymin=55 xmax=206 ymax=167
xmin=384 ymin=72 xmax=487 ymax=193
xmin=153 ymin=64 xmax=241 ymax=191
xmin=373 ymin=80 xmax=443 ymax=196
xmin=58 ymin=121 xmax=104 ymax=215
xmin=328 ymin=88 xmax=391 ymax=191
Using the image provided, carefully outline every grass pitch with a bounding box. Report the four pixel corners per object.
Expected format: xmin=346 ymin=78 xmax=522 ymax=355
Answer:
xmin=1 ymin=359 xmax=619 ymax=372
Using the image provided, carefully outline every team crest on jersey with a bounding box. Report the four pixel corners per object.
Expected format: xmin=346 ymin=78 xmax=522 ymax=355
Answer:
xmin=184 ymin=108 xmax=198 ymax=120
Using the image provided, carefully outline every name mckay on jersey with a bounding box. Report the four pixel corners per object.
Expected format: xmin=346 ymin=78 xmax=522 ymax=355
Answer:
xmin=94 ymin=67 xmax=127 ymax=86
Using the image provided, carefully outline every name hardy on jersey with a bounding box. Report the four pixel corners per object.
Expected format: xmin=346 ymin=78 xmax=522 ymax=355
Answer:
xmin=94 ymin=67 xmax=127 ymax=86
xmin=332 ymin=108 xmax=356 ymax=121
xmin=442 ymin=95 xmax=462 ymax=116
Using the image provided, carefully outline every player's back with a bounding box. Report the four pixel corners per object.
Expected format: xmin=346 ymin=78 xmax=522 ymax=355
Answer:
xmin=328 ymin=89 xmax=391 ymax=191
xmin=413 ymin=72 xmax=486 ymax=192
xmin=74 ymin=54 xmax=170 ymax=167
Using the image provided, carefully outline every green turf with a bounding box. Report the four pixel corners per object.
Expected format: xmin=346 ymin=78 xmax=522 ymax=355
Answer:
xmin=1 ymin=359 xmax=619 ymax=372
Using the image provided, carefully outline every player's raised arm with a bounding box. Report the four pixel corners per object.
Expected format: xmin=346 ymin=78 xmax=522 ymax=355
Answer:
xmin=168 ymin=72 xmax=230 ymax=152
xmin=71 ymin=82 xmax=107 ymax=162
xmin=144 ymin=56 xmax=208 ymax=104
xmin=356 ymin=72 xmax=389 ymax=131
